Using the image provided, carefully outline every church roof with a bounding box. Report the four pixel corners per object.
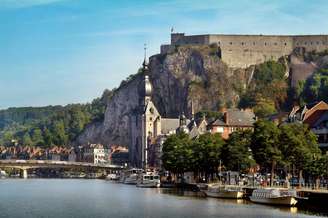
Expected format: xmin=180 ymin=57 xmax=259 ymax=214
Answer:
xmin=161 ymin=118 xmax=180 ymax=134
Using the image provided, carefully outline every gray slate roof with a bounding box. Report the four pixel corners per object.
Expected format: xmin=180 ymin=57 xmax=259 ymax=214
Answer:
xmin=226 ymin=109 xmax=256 ymax=126
xmin=161 ymin=118 xmax=180 ymax=134
xmin=211 ymin=109 xmax=256 ymax=127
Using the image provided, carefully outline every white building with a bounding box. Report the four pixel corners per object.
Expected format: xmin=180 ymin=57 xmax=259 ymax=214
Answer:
xmin=83 ymin=144 xmax=109 ymax=164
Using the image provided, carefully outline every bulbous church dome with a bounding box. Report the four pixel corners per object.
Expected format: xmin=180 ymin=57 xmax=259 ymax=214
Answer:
xmin=138 ymin=59 xmax=152 ymax=97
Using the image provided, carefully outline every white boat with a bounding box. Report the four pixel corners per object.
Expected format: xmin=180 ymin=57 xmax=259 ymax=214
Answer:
xmin=0 ymin=170 xmax=7 ymax=179
xmin=106 ymin=173 xmax=120 ymax=181
xmin=137 ymin=172 xmax=160 ymax=188
xmin=121 ymin=168 xmax=144 ymax=185
xmin=204 ymin=184 xmax=244 ymax=199
xmin=250 ymin=188 xmax=297 ymax=206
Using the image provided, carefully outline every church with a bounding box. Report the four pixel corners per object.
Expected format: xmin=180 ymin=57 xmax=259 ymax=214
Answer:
xmin=129 ymin=56 xmax=208 ymax=169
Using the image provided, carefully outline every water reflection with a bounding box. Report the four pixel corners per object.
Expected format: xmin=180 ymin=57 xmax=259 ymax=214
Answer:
xmin=0 ymin=179 xmax=326 ymax=218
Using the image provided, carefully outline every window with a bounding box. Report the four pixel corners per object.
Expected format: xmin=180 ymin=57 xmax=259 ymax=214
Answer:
xmin=253 ymin=42 xmax=256 ymax=45
xmin=264 ymin=42 xmax=267 ymax=46
xmin=284 ymin=43 xmax=287 ymax=46
xmin=274 ymin=42 xmax=277 ymax=46
xmin=230 ymin=42 xmax=233 ymax=45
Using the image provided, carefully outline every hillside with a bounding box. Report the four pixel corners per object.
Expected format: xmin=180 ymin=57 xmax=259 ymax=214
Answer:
xmin=1 ymin=45 xmax=328 ymax=147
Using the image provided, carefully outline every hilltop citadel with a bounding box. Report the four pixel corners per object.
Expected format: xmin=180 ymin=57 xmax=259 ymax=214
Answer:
xmin=161 ymin=33 xmax=328 ymax=68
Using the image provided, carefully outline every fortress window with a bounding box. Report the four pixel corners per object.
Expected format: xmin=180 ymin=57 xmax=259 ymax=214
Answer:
xmin=218 ymin=41 xmax=221 ymax=45
xmin=304 ymin=42 xmax=307 ymax=45
xmin=311 ymin=42 xmax=313 ymax=45
xmin=241 ymin=42 xmax=244 ymax=45
xmin=297 ymin=43 xmax=299 ymax=46
xmin=253 ymin=42 xmax=256 ymax=45
xmin=317 ymin=41 xmax=320 ymax=45
xmin=284 ymin=43 xmax=287 ymax=46
xmin=274 ymin=43 xmax=277 ymax=46
xmin=264 ymin=42 xmax=267 ymax=46
xmin=230 ymin=42 xmax=233 ymax=45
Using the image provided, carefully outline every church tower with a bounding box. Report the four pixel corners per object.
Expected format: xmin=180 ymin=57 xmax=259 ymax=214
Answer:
xmin=129 ymin=46 xmax=161 ymax=169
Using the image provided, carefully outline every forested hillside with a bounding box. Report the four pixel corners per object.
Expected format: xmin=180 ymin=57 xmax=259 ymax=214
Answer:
xmin=0 ymin=89 xmax=113 ymax=147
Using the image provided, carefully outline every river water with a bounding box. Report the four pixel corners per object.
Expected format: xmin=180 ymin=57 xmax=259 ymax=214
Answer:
xmin=0 ymin=179 xmax=325 ymax=218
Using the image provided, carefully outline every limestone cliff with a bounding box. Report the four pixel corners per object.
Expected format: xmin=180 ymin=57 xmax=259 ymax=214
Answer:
xmin=76 ymin=45 xmax=251 ymax=146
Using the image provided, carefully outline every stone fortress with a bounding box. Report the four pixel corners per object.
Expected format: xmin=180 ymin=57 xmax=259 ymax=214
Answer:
xmin=161 ymin=33 xmax=328 ymax=68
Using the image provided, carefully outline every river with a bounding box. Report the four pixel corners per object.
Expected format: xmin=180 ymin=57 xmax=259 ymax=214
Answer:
xmin=0 ymin=179 xmax=325 ymax=218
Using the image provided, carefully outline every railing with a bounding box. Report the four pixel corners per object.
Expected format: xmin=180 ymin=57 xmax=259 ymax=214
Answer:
xmin=0 ymin=160 xmax=124 ymax=169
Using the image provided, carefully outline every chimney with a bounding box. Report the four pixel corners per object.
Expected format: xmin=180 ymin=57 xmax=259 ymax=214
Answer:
xmin=224 ymin=111 xmax=229 ymax=125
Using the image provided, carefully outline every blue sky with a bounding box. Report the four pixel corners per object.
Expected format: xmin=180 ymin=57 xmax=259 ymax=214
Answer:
xmin=1 ymin=0 xmax=328 ymax=109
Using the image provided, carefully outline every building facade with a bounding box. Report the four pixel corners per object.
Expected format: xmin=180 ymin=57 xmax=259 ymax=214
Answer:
xmin=289 ymin=101 xmax=328 ymax=148
xmin=129 ymin=59 xmax=208 ymax=169
xmin=83 ymin=144 xmax=110 ymax=164
xmin=129 ymin=59 xmax=180 ymax=169
xmin=209 ymin=109 xmax=256 ymax=139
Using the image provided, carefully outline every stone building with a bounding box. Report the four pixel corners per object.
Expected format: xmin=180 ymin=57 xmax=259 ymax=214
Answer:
xmin=129 ymin=58 xmax=180 ymax=169
xmin=209 ymin=109 xmax=256 ymax=139
xmin=129 ymin=58 xmax=209 ymax=169
xmin=83 ymin=144 xmax=110 ymax=164
xmin=289 ymin=101 xmax=328 ymax=148
xmin=161 ymin=33 xmax=328 ymax=68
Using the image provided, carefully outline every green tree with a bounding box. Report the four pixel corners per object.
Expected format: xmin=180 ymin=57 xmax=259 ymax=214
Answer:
xmin=193 ymin=133 xmax=224 ymax=181
xmin=239 ymin=60 xmax=287 ymax=113
xmin=301 ymin=68 xmax=328 ymax=103
xmin=251 ymin=120 xmax=282 ymax=186
xmin=222 ymin=130 xmax=255 ymax=172
xmin=253 ymin=98 xmax=277 ymax=118
xmin=31 ymin=128 xmax=44 ymax=147
xmin=162 ymin=133 xmax=193 ymax=177
xmin=22 ymin=132 xmax=33 ymax=146
xmin=279 ymin=123 xmax=321 ymax=187
xmin=51 ymin=120 xmax=68 ymax=145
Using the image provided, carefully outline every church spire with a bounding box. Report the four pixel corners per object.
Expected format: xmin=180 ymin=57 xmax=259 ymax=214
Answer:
xmin=142 ymin=43 xmax=148 ymax=70
xmin=191 ymin=99 xmax=194 ymax=119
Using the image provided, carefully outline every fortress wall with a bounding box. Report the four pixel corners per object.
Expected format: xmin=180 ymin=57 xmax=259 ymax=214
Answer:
xmin=166 ymin=34 xmax=328 ymax=68
xmin=174 ymin=34 xmax=209 ymax=45
xmin=292 ymin=36 xmax=328 ymax=52
xmin=209 ymin=35 xmax=294 ymax=68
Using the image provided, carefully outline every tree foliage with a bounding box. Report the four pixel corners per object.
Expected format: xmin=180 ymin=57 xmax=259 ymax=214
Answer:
xmin=239 ymin=60 xmax=287 ymax=117
xmin=222 ymin=130 xmax=255 ymax=172
xmin=0 ymin=89 xmax=114 ymax=147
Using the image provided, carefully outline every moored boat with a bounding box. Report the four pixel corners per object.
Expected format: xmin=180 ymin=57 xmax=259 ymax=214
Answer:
xmin=121 ymin=168 xmax=144 ymax=185
xmin=249 ymin=188 xmax=297 ymax=206
xmin=0 ymin=170 xmax=7 ymax=179
xmin=204 ymin=184 xmax=244 ymax=199
xmin=136 ymin=171 xmax=160 ymax=188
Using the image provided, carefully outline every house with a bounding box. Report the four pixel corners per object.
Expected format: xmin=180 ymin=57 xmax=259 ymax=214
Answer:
xmin=68 ymin=149 xmax=77 ymax=162
xmin=290 ymin=101 xmax=328 ymax=148
xmin=209 ymin=109 xmax=256 ymax=139
xmin=83 ymin=144 xmax=110 ymax=165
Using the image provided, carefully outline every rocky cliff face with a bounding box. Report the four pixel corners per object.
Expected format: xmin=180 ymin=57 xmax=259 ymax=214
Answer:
xmin=76 ymin=45 xmax=251 ymax=146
